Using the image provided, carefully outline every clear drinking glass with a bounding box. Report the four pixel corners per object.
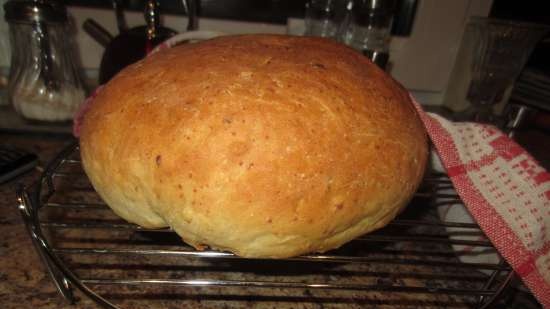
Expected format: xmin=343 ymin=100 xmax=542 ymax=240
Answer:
xmin=448 ymin=17 xmax=549 ymax=123
xmin=304 ymin=0 xmax=340 ymax=38
xmin=339 ymin=0 xmax=396 ymax=70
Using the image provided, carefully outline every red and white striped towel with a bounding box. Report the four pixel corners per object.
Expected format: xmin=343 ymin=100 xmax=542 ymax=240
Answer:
xmin=411 ymin=98 xmax=550 ymax=308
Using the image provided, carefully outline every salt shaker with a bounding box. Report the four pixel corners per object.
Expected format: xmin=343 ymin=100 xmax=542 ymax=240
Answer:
xmin=4 ymin=0 xmax=85 ymax=122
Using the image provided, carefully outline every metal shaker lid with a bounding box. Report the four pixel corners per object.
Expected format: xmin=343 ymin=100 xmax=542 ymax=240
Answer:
xmin=4 ymin=0 xmax=68 ymax=24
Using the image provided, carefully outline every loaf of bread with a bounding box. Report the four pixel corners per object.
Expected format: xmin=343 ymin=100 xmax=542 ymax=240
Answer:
xmin=79 ymin=34 xmax=428 ymax=258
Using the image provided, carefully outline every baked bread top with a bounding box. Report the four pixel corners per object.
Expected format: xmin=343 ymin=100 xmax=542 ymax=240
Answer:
xmin=79 ymin=34 xmax=428 ymax=258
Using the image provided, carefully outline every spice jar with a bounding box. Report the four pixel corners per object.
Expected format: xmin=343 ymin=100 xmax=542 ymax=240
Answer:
xmin=4 ymin=0 xmax=85 ymax=122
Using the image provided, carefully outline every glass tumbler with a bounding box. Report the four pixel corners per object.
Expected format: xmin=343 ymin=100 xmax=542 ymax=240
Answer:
xmin=444 ymin=17 xmax=549 ymax=123
xmin=339 ymin=0 xmax=396 ymax=70
xmin=304 ymin=0 xmax=340 ymax=38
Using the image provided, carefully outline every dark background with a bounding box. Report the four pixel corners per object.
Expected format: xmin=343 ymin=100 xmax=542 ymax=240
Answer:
xmin=490 ymin=0 xmax=550 ymax=25
xmin=62 ymin=0 xmax=418 ymax=36
xmin=61 ymin=0 xmax=550 ymax=50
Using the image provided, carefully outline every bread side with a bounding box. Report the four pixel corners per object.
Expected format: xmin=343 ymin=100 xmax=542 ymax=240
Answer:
xmin=80 ymin=34 xmax=428 ymax=258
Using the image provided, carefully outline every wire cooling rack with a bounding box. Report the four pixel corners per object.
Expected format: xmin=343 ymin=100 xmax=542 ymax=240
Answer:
xmin=17 ymin=141 xmax=514 ymax=308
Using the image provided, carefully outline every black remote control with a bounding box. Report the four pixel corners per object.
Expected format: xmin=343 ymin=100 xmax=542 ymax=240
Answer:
xmin=0 ymin=146 xmax=38 ymax=184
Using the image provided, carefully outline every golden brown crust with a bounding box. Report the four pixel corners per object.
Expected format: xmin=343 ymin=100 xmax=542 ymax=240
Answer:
xmin=79 ymin=34 xmax=428 ymax=258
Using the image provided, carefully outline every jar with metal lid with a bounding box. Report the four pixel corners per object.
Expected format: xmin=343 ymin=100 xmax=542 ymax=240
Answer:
xmin=4 ymin=0 xmax=85 ymax=122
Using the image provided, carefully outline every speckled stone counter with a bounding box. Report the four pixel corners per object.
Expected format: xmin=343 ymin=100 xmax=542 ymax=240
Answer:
xmin=0 ymin=133 xmax=101 ymax=309
xmin=1 ymin=131 xmax=547 ymax=309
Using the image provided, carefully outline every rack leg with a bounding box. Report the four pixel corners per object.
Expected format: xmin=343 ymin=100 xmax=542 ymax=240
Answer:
xmin=16 ymin=186 xmax=75 ymax=303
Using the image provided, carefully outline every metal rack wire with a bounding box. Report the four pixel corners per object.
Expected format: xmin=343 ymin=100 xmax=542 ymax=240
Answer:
xmin=17 ymin=141 xmax=514 ymax=309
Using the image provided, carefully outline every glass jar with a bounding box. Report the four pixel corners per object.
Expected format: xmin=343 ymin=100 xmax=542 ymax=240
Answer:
xmin=4 ymin=0 xmax=85 ymax=122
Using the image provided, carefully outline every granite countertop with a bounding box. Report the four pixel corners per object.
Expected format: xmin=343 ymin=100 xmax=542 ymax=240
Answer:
xmin=1 ymin=128 xmax=549 ymax=309
xmin=0 ymin=133 xmax=99 ymax=308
